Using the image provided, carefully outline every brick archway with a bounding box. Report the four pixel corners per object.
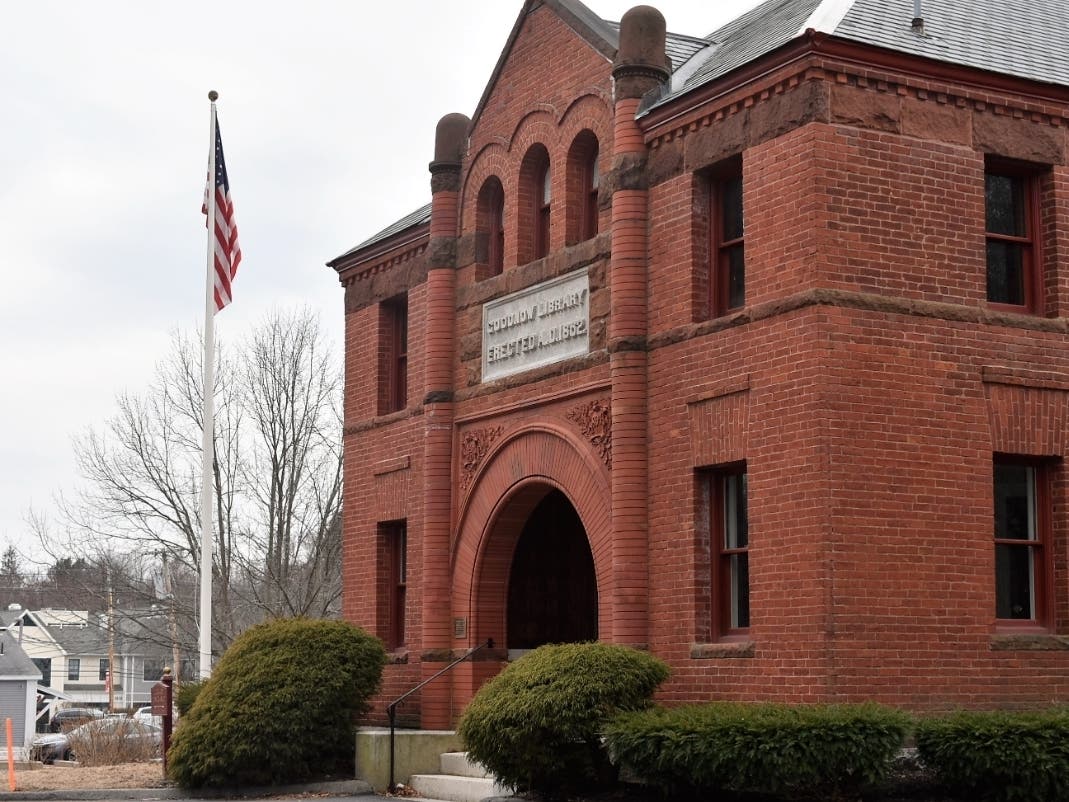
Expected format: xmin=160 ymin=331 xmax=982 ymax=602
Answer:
xmin=449 ymin=424 xmax=612 ymax=712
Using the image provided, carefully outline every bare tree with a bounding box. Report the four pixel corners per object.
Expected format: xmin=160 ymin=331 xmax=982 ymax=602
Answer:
xmin=36 ymin=308 xmax=342 ymax=659
xmin=237 ymin=311 xmax=343 ymax=619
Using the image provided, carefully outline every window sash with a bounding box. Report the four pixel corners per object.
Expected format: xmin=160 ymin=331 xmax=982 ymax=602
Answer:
xmin=985 ymin=168 xmax=1040 ymax=311
xmin=143 ymin=659 xmax=164 ymax=682
xmin=993 ymin=460 xmax=1050 ymax=627
xmin=389 ymin=298 xmax=408 ymax=413
xmin=535 ymin=164 xmax=551 ymax=259
xmin=389 ymin=522 xmax=407 ymax=650
xmin=67 ymin=658 xmax=80 ymax=681
xmin=489 ymin=195 xmax=504 ymax=275
xmin=584 ymin=152 xmax=599 ymax=240
xmin=712 ymin=468 xmax=749 ymax=635
xmin=711 ymin=167 xmax=745 ymax=316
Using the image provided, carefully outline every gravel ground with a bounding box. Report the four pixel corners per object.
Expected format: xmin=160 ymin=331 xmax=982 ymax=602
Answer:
xmin=14 ymin=762 xmax=169 ymax=791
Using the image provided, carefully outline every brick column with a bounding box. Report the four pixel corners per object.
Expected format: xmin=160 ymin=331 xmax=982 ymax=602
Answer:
xmin=421 ymin=112 xmax=469 ymax=728
xmin=608 ymin=7 xmax=668 ymax=647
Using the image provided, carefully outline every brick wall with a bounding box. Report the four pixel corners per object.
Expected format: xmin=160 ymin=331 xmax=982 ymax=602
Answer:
xmin=335 ymin=5 xmax=1069 ymax=725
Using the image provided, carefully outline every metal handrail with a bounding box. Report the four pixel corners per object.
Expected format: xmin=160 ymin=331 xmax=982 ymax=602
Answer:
xmin=386 ymin=638 xmax=494 ymax=792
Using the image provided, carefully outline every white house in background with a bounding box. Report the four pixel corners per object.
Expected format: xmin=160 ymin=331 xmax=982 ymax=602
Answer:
xmin=0 ymin=631 xmax=42 ymax=760
xmin=0 ymin=607 xmax=177 ymax=712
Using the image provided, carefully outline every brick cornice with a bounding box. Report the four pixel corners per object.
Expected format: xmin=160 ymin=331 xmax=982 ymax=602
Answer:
xmin=335 ymin=238 xmax=427 ymax=287
xmin=641 ymin=37 xmax=1069 ymax=150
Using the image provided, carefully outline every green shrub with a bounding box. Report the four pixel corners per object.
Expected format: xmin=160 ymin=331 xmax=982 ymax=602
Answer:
xmin=174 ymin=679 xmax=207 ymax=717
xmin=167 ymin=618 xmax=386 ymax=788
xmin=915 ymin=708 xmax=1069 ymax=802
xmin=457 ymin=642 xmax=669 ymax=796
xmin=604 ymin=701 xmax=910 ymax=796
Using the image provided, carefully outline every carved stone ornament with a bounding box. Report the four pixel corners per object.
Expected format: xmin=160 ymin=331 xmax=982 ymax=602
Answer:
xmin=566 ymin=398 xmax=612 ymax=468
xmin=460 ymin=426 xmax=503 ymax=491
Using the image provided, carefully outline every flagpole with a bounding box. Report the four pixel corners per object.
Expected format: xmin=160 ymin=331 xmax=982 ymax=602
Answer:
xmin=198 ymin=90 xmax=219 ymax=680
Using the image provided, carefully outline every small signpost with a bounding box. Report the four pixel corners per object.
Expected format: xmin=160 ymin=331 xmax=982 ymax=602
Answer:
xmin=151 ymin=668 xmax=174 ymax=773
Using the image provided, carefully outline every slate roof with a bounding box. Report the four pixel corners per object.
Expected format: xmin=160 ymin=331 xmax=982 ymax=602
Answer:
xmin=647 ymin=0 xmax=1069 ymax=114
xmin=834 ymin=0 xmax=1069 ymax=88
xmin=329 ymin=203 xmax=431 ymax=265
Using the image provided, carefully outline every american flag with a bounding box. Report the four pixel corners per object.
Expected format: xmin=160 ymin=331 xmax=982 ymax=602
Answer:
xmin=202 ymin=120 xmax=242 ymax=312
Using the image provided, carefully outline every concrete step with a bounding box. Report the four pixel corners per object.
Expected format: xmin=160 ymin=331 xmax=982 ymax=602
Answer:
xmin=408 ymin=773 xmax=510 ymax=802
xmin=440 ymin=751 xmax=492 ymax=778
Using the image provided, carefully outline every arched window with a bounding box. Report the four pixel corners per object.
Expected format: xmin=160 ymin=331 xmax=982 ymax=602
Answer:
xmin=477 ymin=177 xmax=505 ymax=277
xmin=566 ymin=131 xmax=600 ymax=244
xmin=519 ymin=145 xmax=551 ymax=264
xmin=537 ymin=162 xmax=551 ymax=259
xmin=585 ymin=147 xmax=600 ymax=240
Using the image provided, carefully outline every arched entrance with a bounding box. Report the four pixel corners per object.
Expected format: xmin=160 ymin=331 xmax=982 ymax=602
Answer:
xmin=448 ymin=424 xmax=613 ymax=719
xmin=506 ymin=488 xmax=598 ymax=650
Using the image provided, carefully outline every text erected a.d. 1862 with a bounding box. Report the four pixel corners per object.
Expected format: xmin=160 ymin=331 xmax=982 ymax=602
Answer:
xmin=482 ymin=268 xmax=590 ymax=382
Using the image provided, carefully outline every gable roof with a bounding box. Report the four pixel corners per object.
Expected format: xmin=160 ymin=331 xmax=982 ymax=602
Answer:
xmin=0 ymin=632 xmax=42 ymax=680
xmin=48 ymin=624 xmax=109 ymax=656
xmin=645 ymin=0 xmax=1069 ymax=114
xmin=470 ymin=0 xmax=620 ymax=132
xmin=333 ymin=0 xmax=1069 ymax=267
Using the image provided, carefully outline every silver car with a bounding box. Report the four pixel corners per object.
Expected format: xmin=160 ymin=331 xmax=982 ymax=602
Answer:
xmin=32 ymin=718 xmax=161 ymax=764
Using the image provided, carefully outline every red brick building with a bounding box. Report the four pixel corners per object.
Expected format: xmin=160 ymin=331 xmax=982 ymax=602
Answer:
xmin=330 ymin=0 xmax=1069 ymax=728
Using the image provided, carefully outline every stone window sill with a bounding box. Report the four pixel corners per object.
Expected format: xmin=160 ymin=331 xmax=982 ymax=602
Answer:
xmin=990 ymin=633 xmax=1069 ymax=651
xmin=690 ymin=641 xmax=755 ymax=659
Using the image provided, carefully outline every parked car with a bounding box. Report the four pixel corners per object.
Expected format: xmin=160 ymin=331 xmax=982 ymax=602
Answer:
xmin=48 ymin=707 xmax=104 ymax=732
xmin=133 ymin=706 xmax=160 ymax=727
xmin=32 ymin=718 xmax=161 ymax=764
xmin=132 ymin=704 xmax=177 ymax=727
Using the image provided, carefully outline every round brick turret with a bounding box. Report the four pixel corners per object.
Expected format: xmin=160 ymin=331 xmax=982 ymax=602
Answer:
xmin=613 ymin=5 xmax=669 ymax=99
xmin=421 ymin=112 xmax=468 ymax=729
xmin=607 ymin=7 xmax=665 ymax=650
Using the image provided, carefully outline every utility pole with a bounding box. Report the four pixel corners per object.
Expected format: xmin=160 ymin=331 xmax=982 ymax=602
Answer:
xmin=107 ymin=577 xmax=116 ymax=713
xmin=163 ymin=552 xmax=181 ymax=689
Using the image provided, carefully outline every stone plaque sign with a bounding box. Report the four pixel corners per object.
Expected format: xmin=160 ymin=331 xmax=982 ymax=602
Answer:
xmin=482 ymin=268 xmax=590 ymax=382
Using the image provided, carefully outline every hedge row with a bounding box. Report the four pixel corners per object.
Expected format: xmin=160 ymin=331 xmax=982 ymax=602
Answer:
xmin=458 ymin=644 xmax=1069 ymax=802
xmin=604 ymin=701 xmax=910 ymax=797
xmin=604 ymin=703 xmax=1069 ymax=802
xmin=914 ymin=708 xmax=1069 ymax=802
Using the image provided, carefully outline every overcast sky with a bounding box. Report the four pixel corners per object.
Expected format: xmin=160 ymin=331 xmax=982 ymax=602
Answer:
xmin=0 ymin=0 xmax=762 ymax=560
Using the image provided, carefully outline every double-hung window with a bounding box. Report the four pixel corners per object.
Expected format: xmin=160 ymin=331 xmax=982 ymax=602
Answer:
xmin=985 ymin=164 xmax=1041 ymax=312
xmin=710 ymin=160 xmax=745 ymax=316
xmin=712 ymin=466 xmax=749 ymax=637
xmin=67 ymin=658 xmax=80 ymax=681
xmin=993 ymin=458 xmax=1052 ymax=628
xmin=384 ymin=521 xmax=407 ymax=650
xmin=380 ymin=295 xmax=408 ymax=415
xmin=478 ymin=177 xmax=505 ymax=277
